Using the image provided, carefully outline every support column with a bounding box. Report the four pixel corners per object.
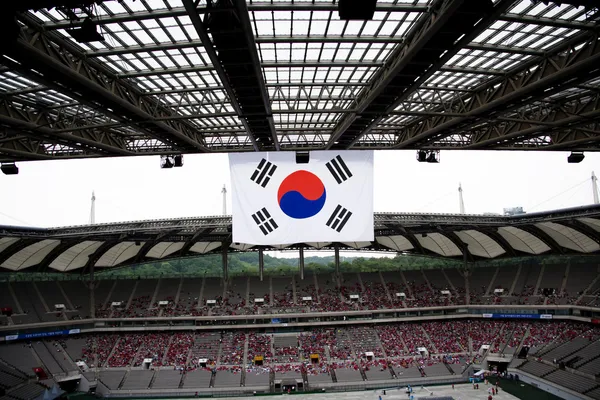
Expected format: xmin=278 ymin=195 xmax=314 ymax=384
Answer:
xmin=222 ymin=245 xmax=228 ymax=281
xmin=259 ymin=249 xmax=264 ymax=282
xmin=89 ymin=262 xmax=95 ymax=318
xmin=334 ymin=245 xmax=340 ymax=278
xmin=299 ymin=247 xmax=305 ymax=281
xmin=462 ymin=249 xmax=471 ymax=305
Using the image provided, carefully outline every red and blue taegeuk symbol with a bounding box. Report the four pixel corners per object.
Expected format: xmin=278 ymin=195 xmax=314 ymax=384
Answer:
xmin=277 ymin=170 xmax=326 ymax=219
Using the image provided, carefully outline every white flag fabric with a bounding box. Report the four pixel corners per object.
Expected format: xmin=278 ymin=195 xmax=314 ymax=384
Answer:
xmin=229 ymin=151 xmax=374 ymax=245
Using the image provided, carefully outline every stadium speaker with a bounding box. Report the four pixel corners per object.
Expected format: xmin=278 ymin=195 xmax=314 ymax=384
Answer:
xmin=67 ymin=18 xmax=104 ymax=43
xmin=567 ymin=151 xmax=584 ymax=163
xmin=338 ymin=0 xmax=377 ymax=20
xmin=417 ymin=150 xmax=427 ymax=162
xmin=296 ymin=151 xmax=309 ymax=164
xmin=174 ymin=154 xmax=184 ymax=167
xmin=1 ymin=162 xmax=18 ymax=175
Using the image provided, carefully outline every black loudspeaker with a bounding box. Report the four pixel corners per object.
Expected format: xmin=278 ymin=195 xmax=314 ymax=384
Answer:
xmin=339 ymin=0 xmax=377 ymax=20
xmin=296 ymin=152 xmax=309 ymax=164
xmin=174 ymin=155 xmax=184 ymax=167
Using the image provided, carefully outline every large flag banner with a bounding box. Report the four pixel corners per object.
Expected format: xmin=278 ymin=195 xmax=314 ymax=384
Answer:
xmin=229 ymin=151 xmax=374 ymax=245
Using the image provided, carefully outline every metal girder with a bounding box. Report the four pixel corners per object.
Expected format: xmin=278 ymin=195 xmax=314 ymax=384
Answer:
xmin=392 ymin=32 xmax=600 ymax=149
xmin=182 ymin=0 xmax=259 ymax=151
xmin=40 ymin=3 xmax=430 ymax=30
xmin=6 ymin=21 xmax=210 ymax=154
xmin=0 ymin=98 xmax=132 ymax=156
xmin=232 ymin=0 xmax=278 ymax=150
xmin=325 ymin=0 xmax=506 ymax=149
xmin=499 ymin=13 xmax=598 ymax=30
xmin=462 ymin=91 xmax=600 ymax=149
xmin=85 ymin=36 xmax=405 ymax=57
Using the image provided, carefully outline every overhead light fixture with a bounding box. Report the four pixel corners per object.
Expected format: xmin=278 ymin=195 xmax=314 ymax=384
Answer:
xmin=567 ymin=151 xmax=585 ymax=164
xmin=416 ymin=150 xmax=440 ymax=163
xmin=160 ymin=155 xmax=184 ymax=169
xmin=338 ymin=0 xmax=377 ymax=20
xmin=1 ymin=162 xmax=18 ymax=175
xmin=296 ymin=151 xmax=309 ymax=164
xmin=67 ymin=18 xmax=104 ymax=43
xmin=174 ymin=154 xmax=184 ymax=167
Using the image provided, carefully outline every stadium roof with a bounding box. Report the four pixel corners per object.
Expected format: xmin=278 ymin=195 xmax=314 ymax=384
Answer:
xmin=0 ymin=0 xmax=599 ymax=161
xmin=0 ymin=204 xmax=599 ymax=272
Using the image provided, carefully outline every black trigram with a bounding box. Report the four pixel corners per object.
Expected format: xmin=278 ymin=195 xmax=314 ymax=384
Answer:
xmin=250 ymin=158 xmax=277 ymax=188
xmin=326 ymin=205 xmax=352 ymax=233
xmin=252 ymin=208 xmax=279 ymax=235
xmin=326 ymin=155 xmax=353 ymax=184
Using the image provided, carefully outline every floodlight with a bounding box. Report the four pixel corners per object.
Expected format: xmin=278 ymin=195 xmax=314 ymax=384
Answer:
xmin=174 ymin=154 xmax=184 ymax=167
xmin=426 ymin=151 xmax=440 ymax=163
xmin=296 ymin=151 xmax=309 ymax=164
xmin=416 ymin=150 xmax=440 ymax=163
xmin=567 ymin=152 xmax=585 ymax=163
xmin=67 ymin=18 xmax=103 ymax=43
xmin=338 ymin=0 xmax=377 ymax=20
xmin=160 ymin=155 xmax=174 ymax=169
xmin=1 ymin=162 xmax=18 ymax=175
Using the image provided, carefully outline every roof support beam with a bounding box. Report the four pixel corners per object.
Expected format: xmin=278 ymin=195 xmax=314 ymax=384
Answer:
xmin=326 ymin=0 xmax=510 ymax=149
xmin=499 ymin=13 xmax=597 ymax=30
xmin=462 ymin=91 xmax=600 ymax=149
xmin=393 ymin=32 xmax=600 ymax=149
xmin=183 ymin=0 xmax=259 ymax=151
xmin=0 ymin=98 xmax=133 ymax=157
xmin=41 ymin=4 xmax=430 ymax=30
xmin=6 ymin=20 xmax=210 ymax=153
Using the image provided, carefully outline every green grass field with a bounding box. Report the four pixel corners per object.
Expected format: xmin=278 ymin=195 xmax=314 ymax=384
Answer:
xmin=491 ymin=377 xmax=563 ymax=400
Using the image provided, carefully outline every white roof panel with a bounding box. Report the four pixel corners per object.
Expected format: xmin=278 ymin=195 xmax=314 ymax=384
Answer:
xmin=456 ymin=230 xmax=505 ymax=258
xmin=49 ymin=241 xmax=103 ymax=271
xmin=1 ymin=239 xmax=61 ymax=271
xmin=305 ymin=242 xmax=331 ymax=249
xmin=416 ymin=233 xmax=462 ymax=257
xmin=0 ymin=237 xmax=20 ymax=253
xmin=95 ymin=242 xmax=144 ymax=267
xmin=376 ymin=236 xmax=414 ymax=252
xmin=146 ymin=242 xmax=185 ymax=259
xmin=497 ymin=227 xmax=550 ymax=254
xmin=342 ymin=242 xmax=372 ymax=249
xmin=190 ymin=242 xmax=222 ymax=254
xmin=536 ymin=222 xmax=600 ymax=253
xmin=579 ymin=217 xmax=600 ymax=232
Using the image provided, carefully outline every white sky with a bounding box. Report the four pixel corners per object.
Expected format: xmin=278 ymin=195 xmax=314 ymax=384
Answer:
xmin=0 ymin=150 xmax=598 ymax=229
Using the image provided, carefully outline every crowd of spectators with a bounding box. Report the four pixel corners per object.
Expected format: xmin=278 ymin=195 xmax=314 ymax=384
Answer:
xmin=133 ymin=333 xmax=170 ymax=367
xmin=247 ymin=333 xmax=272 ymax=362
xmin=80 ymin=334 xmax=118 ymax=367
xmin=164 ymin=333 xmax=193 ymax=367
xmin=82 ymin=269 xmax=595 ymax=318
xmin=71 ymin=320 xmax=600 ymax=381
xmin=219 ymin=332 xmax=245 ymax=365
xmin=298 ymin=329 xmax=334 ymax=361
xmin=107 ymin=334 xmax=144 ymax=367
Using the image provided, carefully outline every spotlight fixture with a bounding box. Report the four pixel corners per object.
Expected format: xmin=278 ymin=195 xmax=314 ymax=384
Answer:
xmin=67 ymin=17 xmax=104 ymax=43
xmin=160 ymin=155 xmax=184 ymax=169
xmin=416 ymin=150 xmax=440 ymax=163
xmin=1 ymin=162 xmax=18 ymax=175
xmin=338 ymin=0 xmax=377 ymax=20
xmin=174 ymin=154 xmax=184 ymax=167
xmin=296 ymin=151 xmax=309 ymax=164
xmin=567 ymin=151 xmax=585 ymax=164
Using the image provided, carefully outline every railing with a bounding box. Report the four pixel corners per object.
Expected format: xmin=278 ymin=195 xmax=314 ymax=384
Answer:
xmin=0 ymin=303 xmax=597 ymax=338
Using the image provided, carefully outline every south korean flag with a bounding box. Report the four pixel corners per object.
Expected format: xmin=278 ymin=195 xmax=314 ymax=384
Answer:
xmin=229 ymin=150 xmax=374 ymax=245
